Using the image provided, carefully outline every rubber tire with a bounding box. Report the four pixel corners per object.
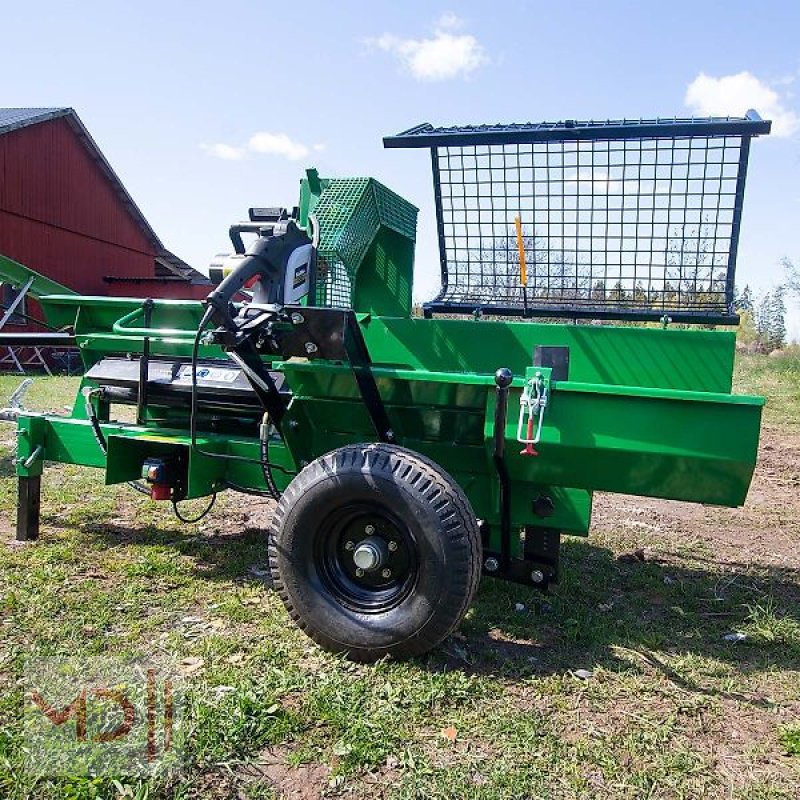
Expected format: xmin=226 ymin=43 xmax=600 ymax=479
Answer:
xmin=268 ymin=443 xmax=481 ymax=662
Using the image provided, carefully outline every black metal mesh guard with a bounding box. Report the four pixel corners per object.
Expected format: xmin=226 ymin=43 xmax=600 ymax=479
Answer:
xmin=385 ymin=116 xmax=770 ymax=322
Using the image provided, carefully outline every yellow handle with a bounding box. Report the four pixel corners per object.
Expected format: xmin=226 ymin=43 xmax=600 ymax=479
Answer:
xmin=514 ymin=215 xmax=528 ymax=286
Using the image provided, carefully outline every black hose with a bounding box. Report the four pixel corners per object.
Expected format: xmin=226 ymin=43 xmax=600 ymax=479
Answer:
xmin=224 ymin=480 xmax=275 ymax=498
xmin=188 ymin=308 xmax=291 ymax=493
xmin=83 ymin=388 xmax=150 ymax=495
xmin=172 ymin=493 xmax=216 ymax=523
xmin=260 ymin=415 xmax=281 ymax=500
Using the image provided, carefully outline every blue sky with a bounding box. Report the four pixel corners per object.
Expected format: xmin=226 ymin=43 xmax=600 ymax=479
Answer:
xmin=2 ymin=0 xmax=799 ymax=336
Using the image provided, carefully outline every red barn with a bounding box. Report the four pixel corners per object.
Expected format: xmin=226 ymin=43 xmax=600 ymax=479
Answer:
xmin=0 ymin=107 xmax=210 ymax=315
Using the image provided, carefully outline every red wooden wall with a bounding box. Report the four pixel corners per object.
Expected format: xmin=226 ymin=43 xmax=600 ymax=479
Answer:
xmin=0 ymin=117 xmax=156 ymax=296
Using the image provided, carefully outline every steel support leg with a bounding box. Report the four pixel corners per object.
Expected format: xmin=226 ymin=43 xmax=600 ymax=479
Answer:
xmin=16 ymin=475 xmax=40 ymax=541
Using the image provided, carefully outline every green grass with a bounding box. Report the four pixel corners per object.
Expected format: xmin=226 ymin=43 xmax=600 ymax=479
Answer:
xmin=736 ymin=346 xmax=800 ymax=428
xmin=779 ymin=724 xmax=800 ymax=757
xmin=0 ymin=358 xmax=798 ymax=799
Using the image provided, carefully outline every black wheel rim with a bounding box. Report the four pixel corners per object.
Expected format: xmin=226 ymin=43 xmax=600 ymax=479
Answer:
xmin=314 ymin=502 xmax=419 ymax=613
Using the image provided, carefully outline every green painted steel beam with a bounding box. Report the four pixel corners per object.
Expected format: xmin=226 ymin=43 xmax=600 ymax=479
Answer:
xmin=0 ymin=253 xmax=75 ymax=298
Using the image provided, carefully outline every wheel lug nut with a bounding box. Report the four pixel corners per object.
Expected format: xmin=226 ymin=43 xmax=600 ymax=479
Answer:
xmin=355 ymin=567 xmax=365 ymax=577
xmin=381 ymin=568 xmax=391 ymax=578
xmin=345 ymin=541 xmax=355 ymax=551
xmin=364 ymin=524 xmax=375 ymax=535
xmin=388 ymin=541 xmax=398 ymax=552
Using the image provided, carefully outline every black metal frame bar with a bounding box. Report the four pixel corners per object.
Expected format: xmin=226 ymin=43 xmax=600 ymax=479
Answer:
xmin=0 ymin=333 xmax=76 ymax=346
xmin=423 ymin=302 xmax=739 ymax=325
xmin=726 ymin=136 xmax=752 ymax=310
xmin=137 ymin=298 xmax=153 ymax=425
xmin=383 ymin=113 xmax=771 ymax=148
xmin=492 ymin=370 xmax=512 ymax=572
xmin=17 ymin=475 xmax=40 ymax=541
xmin=429 ymin=147 xmax=450 ymax=304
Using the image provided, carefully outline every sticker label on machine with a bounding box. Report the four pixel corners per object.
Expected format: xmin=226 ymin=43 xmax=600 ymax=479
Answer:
xmin=174 ymin=365 xmax=240 ymax=385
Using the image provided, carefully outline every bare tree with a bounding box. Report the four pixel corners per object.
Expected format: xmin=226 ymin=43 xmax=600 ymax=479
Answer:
xmin=783 ymin=257 xmax=800 ymax=300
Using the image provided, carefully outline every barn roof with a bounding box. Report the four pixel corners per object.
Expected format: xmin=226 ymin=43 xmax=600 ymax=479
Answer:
xmin=0 ymin=107 xmax=165 ymax=251
xmin=0 ymin=107 xmax=69 ymax=133
xmin=0 ymin=107 xmax=210 ymax=286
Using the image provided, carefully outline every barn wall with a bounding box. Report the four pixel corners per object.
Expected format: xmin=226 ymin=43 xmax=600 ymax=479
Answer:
xmin=0 ymin=117 xmax=153 ymax=255
xmin=105 ymin=280 xmax=210 ymax=301
xmin=0 ymin=209 xmax=154 ymax=296
xmin=0 ymin=116 xmax=204 ymax=335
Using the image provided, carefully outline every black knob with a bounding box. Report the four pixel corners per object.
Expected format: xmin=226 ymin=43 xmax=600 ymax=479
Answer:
xmin=533 ymin=495 xmax=555 ymax=518
xmin=495 ymin=368 xmax=513 ymax=388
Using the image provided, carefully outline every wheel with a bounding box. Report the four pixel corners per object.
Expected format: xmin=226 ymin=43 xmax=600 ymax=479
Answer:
xmin=268 ymin=443 xmax=481 ymax=661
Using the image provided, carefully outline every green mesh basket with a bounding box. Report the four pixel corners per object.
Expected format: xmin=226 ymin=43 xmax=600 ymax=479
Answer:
xmin=312 ymin=178 xmax=417 ymax=308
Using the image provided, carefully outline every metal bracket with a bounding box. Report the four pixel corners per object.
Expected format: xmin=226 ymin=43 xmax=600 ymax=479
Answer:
xmin=15 ymin=444 xmax=43 ymax=469
xmin=0 ymin=277 xmax=53 ymax=375
xmin=218 ymin=305 xmax=393 ymax=442
xmin=0 ymin=378 xmax=33 ymax=423
xmin=517 ymin=369 xmax=550 ymax=455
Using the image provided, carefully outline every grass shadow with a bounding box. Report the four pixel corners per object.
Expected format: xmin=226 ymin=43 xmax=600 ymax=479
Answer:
xmin=41 ymin=513 xmax=274 ymax=585
xmin=0 ymin=456 xmax=18 ymax=479
xmin=430 ymin=537 xmax=800 ymax=704
xmin=42 ymin=514 xmax=800 ymax=704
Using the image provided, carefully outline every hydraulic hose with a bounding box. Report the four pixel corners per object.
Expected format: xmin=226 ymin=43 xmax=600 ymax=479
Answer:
xmin=82 ymin=387 xmax=150 ymax=496
xmin=188 ymin=306 xmax=289 ymax=497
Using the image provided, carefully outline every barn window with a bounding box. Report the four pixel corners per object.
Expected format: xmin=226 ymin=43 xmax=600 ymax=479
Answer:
xmin=1 ymin=284 xmax=27 ymax=325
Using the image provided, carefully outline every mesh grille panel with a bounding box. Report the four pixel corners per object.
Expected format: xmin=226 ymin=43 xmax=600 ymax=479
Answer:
xmin=312 ymin=178 xmax=417 ymax=308
xmin=433 ymin=135 xmax=746 ymax=319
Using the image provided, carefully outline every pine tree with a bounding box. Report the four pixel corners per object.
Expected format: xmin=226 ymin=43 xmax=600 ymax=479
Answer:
xmin=735 ymin=284 xmax=754 ymax=314
xmin=756 ymin=292 xmax=772 ymax=343
xmin=783 ymin=257 xmax=799 ymax=299
xmin=767 ymin=288 xmax=787 ymax=349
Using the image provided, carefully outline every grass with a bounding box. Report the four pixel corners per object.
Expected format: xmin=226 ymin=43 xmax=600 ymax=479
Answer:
xmin=736 ymin=345 xmax=800 ymax=428
xmin=0 ymin=357 xmax=798 ymax=799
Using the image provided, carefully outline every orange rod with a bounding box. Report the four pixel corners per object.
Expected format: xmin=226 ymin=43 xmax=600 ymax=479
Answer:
xmin=514 ymin=215 xmax=528 ymax=286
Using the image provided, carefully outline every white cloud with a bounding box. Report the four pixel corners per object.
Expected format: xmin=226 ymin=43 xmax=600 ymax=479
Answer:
xmin=248 ymin=131 xmax=309 ymax=161
xmin=368 ymin=14 xmax=489 ymax=82
xmin=436 ymin=12 xmax=464 ymax=30
xmin=566 ymin=169 xmax=624 ymax=194
xmin=202 ymin=132 xmax=317 ymax=162
xmin=201 ymin=142 xmax=245 ymax=161
xmin=685 ymin=71 xmax=799 ymax=137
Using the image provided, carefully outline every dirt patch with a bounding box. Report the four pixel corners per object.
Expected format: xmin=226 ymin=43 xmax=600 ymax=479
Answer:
xmin=593 ymin=424 xmax=800 ymax=570
xmin=212 ymin=498 xmax=277 ymax=538
xmin=681 ymin=696 xmax=800 ymax=789
xmin=237 ymin=744 xmax=331 ymax=799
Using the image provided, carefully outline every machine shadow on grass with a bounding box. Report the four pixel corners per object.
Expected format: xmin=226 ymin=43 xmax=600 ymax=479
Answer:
xmin=445 ymin=538 xmax=800 ymax=699
xmin=0 ymin=456 xmax=18 ymax=478
xmin=60 ymin=514 xmax=800 ymax=699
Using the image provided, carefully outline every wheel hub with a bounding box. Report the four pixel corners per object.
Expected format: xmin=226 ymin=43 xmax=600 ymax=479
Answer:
xmin=352 ymin=536 xmax=388 ymax=572
xmin=315 ymin=505 xmax=419 ymax=613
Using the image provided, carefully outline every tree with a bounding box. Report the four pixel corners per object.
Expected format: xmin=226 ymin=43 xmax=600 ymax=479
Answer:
xmin=755 ymin=287 xmax=787 ymax=351
xmin=756 ymin=292 xmax=772 ymax=343
xmin=767 ymin=288 xmax=787 ymax=350
xmin=665 ymin=217 xmax=723 ymax=311
xmin=736 ymin=309 xmax=759 ymax=347
xmin=783 ymin=257 xmax=799 ymax=300
xmin=734 ymin=284 xmax=754 ymax=314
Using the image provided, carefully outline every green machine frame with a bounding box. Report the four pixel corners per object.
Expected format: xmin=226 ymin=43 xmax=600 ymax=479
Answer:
xmin=1 ymin=114 xmax=770 ymax=660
